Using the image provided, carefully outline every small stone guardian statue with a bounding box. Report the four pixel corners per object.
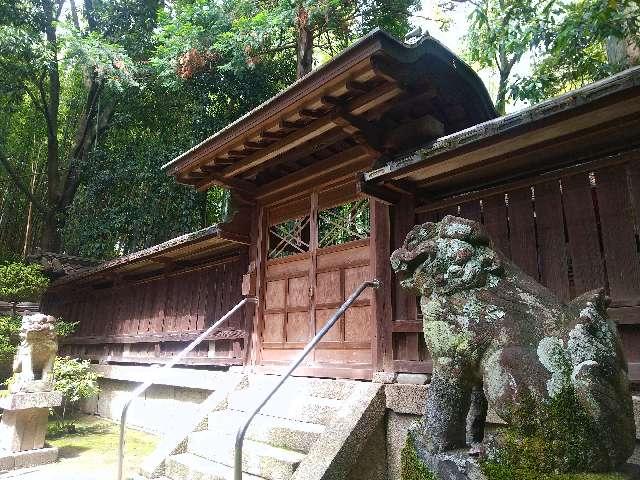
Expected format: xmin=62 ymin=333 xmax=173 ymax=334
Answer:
xmin=0 ymin=313 xmax=62 ymax=470
xmin=11 ymin=313 xmax=58 ymax=393
xmin=392 ymin=215 xmax=635 ymax=475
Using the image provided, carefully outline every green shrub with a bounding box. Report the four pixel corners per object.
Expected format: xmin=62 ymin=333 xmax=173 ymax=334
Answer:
xmin=0 ymin=262 xmax=49 ymax=314
xmin=0 ymin=315 xmax=21 ymax=383
xmin=52 ymin=356 xmax=100 ymax=431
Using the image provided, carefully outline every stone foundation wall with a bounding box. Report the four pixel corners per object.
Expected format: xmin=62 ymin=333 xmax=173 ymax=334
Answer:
xmin=80 ymin=365 xmax=226 ymax=435
xmin=80 ymin=366 xmax=640 ymax=476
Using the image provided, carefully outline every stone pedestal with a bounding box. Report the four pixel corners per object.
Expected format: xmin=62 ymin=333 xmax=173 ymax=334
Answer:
xmin=407 ymin=431 xmax=487 ymax=480
xmin=0 ymin=390 xmax=62 ymax=470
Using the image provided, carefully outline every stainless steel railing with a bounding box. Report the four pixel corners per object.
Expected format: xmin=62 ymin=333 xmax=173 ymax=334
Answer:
xmin=233 ymin=279 xmax=381 ymax=480
xmin=117 ymin=296 xmax=258 ymax=480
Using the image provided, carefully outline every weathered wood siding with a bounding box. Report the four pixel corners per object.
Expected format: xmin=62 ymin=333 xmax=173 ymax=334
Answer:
xmin=391 ymin=153 xmax=640 ymax=381
xmin=43 ymin=253 xmax=250 ymax=365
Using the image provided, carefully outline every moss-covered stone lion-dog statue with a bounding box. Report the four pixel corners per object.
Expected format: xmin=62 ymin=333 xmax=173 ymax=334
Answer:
xmin=391 ymin=215 xmax=635 ymax=472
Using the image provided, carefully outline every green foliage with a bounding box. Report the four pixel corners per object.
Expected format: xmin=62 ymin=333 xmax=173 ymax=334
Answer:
xmin=0 ymin=262 xmax=48 ymax=304
xmin=483 ymin=386 xmax=617 ymax=477
xmin=1 ymin=0 xmax=419 ymax=258
xmin=512 ymin=0 xmax=640 ymax=104
xmin=53 ymin=356 xmax=101 ymax=430
xmin=0 ymin=315 xmax=21 ymax=381
xmin=54 ymin=318 xmax=79 ymax=338
xmin=459 ymin=0 xmax=551 ymax=114
xmin=62 ymin=29 xmax=139 ymax=91
xmin=400 ymin=430 xmax=436 ymax=480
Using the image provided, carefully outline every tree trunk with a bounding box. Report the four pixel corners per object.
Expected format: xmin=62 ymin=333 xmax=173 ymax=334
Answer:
xmin=41 ymin=0 xmax=62 ymax=252
xmin=22 ymin=160 xmax=38 ymax=258
xmin=495 ymin=72 xmax=509 ymax=116
xmin=296 ymin=6 xmax=313 ymax=78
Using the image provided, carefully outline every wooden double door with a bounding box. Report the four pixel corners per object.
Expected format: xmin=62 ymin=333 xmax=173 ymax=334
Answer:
xmin=259 ymin=185 xmax=374 ymax=378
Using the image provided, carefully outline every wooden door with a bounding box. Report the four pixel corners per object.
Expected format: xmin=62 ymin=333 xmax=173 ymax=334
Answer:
xmin=260 ymin=184 xmax=373 ymax=378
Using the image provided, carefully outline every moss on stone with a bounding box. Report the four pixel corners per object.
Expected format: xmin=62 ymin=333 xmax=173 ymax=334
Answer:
xmin=483 ymin=385 xmax=627 ymax=479
xmin=481 ymin=462 xmax=630 ymax=480
xmin=400 ymin=430 xmax=436 ymax=480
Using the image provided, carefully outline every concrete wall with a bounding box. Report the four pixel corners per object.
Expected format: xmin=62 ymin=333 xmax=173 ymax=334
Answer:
xmin=80 ymin=365 xmax=226 ymax=435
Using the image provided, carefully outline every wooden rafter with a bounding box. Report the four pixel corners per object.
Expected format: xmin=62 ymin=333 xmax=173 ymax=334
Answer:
xmin=221 ymin=81 xmax=402 ymax=180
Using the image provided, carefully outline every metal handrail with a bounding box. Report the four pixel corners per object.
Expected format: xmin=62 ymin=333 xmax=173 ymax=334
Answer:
xmin=117 ymin=296 xmax=258 ymax=480
xmin=233 ymin=279 xmax=381 ymax=480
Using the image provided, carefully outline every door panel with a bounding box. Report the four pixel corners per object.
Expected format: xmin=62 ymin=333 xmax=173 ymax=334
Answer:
xmin=265 ymin=280 xmax=286 ymax=310
xmin=260 ymin=187 xmax=373 ymax=378
xmin=263 ymin=313 xmax=284 ymax=342
xmin=286 ymin=312 xmax=311 ymax=342
xmin=287 ymin=276 xmax=309 ymax=308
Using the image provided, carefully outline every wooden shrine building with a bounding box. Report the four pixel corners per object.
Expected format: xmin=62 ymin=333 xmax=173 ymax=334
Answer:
xmin=44 ymin=30 xmax=640 ymax=384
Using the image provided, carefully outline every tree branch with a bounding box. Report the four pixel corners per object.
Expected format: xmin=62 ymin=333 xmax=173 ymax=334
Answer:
xmin=0 ymin=149 xmax=46 ymax=215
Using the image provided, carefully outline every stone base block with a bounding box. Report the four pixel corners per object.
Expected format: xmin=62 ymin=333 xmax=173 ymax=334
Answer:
xmin=415 ymin=447 xmax=487 ymax=480
xmin=0 ymin=446 xmax=58 ymax=471
xmin=0 ymin=408 xmax=49 ymax=452
xmin=0 ymin=391 xmax=62 ymax=410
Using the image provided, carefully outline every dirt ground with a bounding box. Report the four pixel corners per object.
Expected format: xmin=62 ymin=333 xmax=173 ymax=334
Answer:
xmin=0 ymin=415 xmax=157 ymax=480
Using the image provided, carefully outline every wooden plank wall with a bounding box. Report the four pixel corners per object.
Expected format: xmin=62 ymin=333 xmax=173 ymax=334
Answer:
xmin=42 ymin=253 xmax=249 ymax=365
xmin=391 ymin=157 xmax=640 ymax=382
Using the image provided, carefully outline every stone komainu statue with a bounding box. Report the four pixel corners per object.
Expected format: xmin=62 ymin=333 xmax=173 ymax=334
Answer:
xmin=11 ymin=313 xmax=58 ymax=393
xmin=391 ymin=215 xmax=635 ymax=470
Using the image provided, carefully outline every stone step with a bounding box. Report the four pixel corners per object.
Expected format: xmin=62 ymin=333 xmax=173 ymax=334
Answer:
xmin=165 ymin=452 xmax=266 ymax=480
xmin=242 ymin=376 xmax=356 ymax=400
xmin=187 ymin=431 xmax=305 ymax=479
xmin=207 ymin=410 xmax=325 ymax=453
xmin=226 ymin=391 xmax=342 ymax=425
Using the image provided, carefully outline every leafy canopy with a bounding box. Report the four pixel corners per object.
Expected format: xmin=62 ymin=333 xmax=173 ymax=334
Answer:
xmin=0 ymin=262 xmax=49 ymax=303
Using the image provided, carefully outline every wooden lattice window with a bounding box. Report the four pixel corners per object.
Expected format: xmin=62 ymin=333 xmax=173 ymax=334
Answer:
xmin=318 ymin=199 xmax=370 ymax=248
xmin=268 ymin=216 xmax=311 ymax=259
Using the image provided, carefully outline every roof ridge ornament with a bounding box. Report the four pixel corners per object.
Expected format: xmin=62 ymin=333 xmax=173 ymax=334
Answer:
xmin=404 ymin=26 xmax=427 ymax=45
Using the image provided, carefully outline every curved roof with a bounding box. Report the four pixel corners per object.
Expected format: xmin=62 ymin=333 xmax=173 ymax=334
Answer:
xmin=163 ymin=29 xmax=496 ymax=193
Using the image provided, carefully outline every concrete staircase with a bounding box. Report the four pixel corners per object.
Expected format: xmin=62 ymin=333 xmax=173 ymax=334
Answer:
xmin=140 ymin=374 xmax=384 ymax=480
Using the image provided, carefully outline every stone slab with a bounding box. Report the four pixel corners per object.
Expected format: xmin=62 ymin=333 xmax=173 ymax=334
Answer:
xmin=13 ymin=446 xmax=58 ymax=469
xmin=0 ymin=391 xmax=62 ymax=410
xmin=372 ymin=372 xmax=396 ymax=384
xmin=91 ymin=364 xmax=226 ymax=390
xmin=415 ymin=448 xmax=487 ymax=480
xmin=396 ymin=373 xmax=429 ymax=385
xmin=385 ymin=384 xmax=428 ymax=415
xmin=0 ymin=446 xmax=58 ymax=471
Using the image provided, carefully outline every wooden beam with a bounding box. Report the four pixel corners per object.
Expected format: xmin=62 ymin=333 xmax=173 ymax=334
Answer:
xmin=299 ymin=108 xmax=324 ymax=119
xmin=259 ymin=130 xmax=287 ymax=140
xmin=331 ymin=110 xmax=383 ymax=151
xmin=356 ymin=175 xmax=403 ymax=205
xmin=224 ymin=117 xmax=338 ymax=178
xmin=222 ymin=82 xmax=403 ymax=179
xmin=257 ymin=145 xmax=377 ymax=202
xmin=346 ymin=80 xmax=368 ymax=94
xmin=414 ymin=147 xmax=640 ymax=214
xmin=196 ymin=173 xmax=257 ymax=195
xmin=370 ymin=54 xmax=410 ymax=87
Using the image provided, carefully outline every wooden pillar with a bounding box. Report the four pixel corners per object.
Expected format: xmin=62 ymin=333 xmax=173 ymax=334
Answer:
xmin=370 ymin=200 xmax=393 ymax=372
xmin=247 ymin=205 xmax=266 ymax=367
xmin=393 ymin=194 xmax=419 ymax=364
